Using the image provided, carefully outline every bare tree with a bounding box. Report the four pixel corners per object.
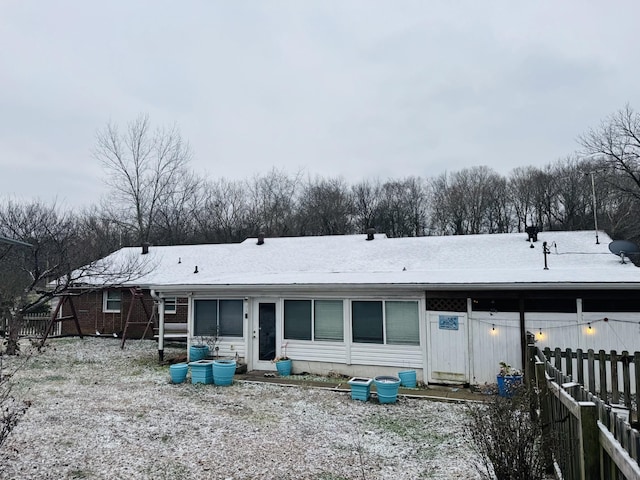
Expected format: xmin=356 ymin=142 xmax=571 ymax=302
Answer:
xmin=94 ymin=114 xmax=192 ymax=245
xmin=351 ymin=179 xmax=383 ymax=234
xmin=579 ymin=105 xmax=640 ymax=201
xmin=377 ymin=177 xmax=429 ymax=237
xmin=296 ymin=177 xmax=353 ymax=235
xmin=195 ymin=178 xmax=251 ymax=243
xmin=579 ymin=105 xmax=640 ymax=243
xmin=430 ymin=167 xmax=507 ymax=235
xmin=246 ymin=169 xmax=301 ymax=237
xmin=0 ymin=200 xmax=152 ymax=355
xmin=152 ymin=170 xmax=204 ymax=245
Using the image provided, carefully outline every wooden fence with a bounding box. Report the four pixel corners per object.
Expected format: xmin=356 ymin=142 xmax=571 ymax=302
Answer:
xmin=1 ymin=313 xmax=60 ymax=338
xmin=531 ymin=345 xmax=640 ymax=480
xmin=541 ymin=347 xmax=639 ymax=414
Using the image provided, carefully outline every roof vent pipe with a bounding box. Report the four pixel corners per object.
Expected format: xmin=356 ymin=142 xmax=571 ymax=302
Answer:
xmin=257 ymin=232 xmax=265 ymax=246
xmin=141 ymin=242 xmax=150 ymax=255
xmin=366 ymin=228 xmax=376 ymax=241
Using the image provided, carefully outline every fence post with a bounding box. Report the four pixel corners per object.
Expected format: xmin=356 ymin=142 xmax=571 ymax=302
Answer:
xmin=526 ymin=332 xmax=535 ymax=389
xmin=536 ymin=359 xmax=553 ymax=473
xmin=577 ymin=348 xmax=584 ymax=386
xmin=579 ymin=401 xmax=599 ymax=480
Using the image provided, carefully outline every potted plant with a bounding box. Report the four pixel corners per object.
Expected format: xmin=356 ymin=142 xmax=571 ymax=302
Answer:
xmin=273 ymin=343 xmax=292 ymax=376
xmin=189 ymin=336 xmax=210 ymax=361
xmin=496 ymin=361 xmax=522 ymax=397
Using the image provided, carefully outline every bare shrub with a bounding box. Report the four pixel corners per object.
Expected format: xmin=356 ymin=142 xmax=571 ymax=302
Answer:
xmin=466 ymin=388 xmax=545 ymax=480
xmin=0 ymin=353 xmax=31 ymax=447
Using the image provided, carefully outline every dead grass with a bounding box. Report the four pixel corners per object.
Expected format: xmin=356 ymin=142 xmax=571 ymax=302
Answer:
xmin=0 ymin=338 xmax=480 ymax=480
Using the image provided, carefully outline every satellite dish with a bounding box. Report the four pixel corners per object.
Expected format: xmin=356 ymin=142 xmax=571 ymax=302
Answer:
xmin=608 ymin=240 xmax=640 ymax=264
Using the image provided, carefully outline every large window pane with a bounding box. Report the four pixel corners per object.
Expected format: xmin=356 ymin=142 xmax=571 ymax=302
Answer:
xmin=194 ymin=300 xmax=217 ymax=336
xmin=386 ymin=301 xmax=419 ymax=345
xmin=284 ymin=300 xmax=312 ymax=340
xmin=219 ymin=300 xmax=243 ymax=337
xmin=352 ymin=301 xmax=383 ymax=344
xmin=314 ymin=300 xmax=343 ymax=341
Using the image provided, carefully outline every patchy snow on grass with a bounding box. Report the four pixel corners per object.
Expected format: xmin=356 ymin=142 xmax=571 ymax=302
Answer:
xmin=0 ymin=338 xmax=481 ymax=480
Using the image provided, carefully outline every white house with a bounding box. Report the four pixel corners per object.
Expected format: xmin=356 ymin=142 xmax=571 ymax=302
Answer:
xmin=84 ymin=230 xmax=640 ymax=385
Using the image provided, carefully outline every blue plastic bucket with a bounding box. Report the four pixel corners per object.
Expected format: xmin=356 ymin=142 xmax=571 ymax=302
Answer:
xmin=213 ymin=359 xmax=237 ymax=386
xmin=275 ymin=359 xmax=292 ymax=376
xmin=374 ymin=375 xmax=401 ymax=404
xmin=189 ymin=345 xmax=209 ymax=361
xmin=169 ymin=363 xmax=188 ymax=384
xmin=189 ymin=359 xmax=214 ymax=384
xmin=497 ymin=375 xmax=522 ymax=397
xmin=398 ymin=370 xmax=417 ymax=388
xmin=348 ymin=377 xmax=373 ymax=401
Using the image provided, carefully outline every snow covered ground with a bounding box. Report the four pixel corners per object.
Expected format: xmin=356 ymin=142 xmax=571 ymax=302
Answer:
xmin=0 ymin=338 xmax=481 ymax=480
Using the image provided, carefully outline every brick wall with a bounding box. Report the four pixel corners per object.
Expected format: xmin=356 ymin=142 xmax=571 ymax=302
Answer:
xmin=60 ymin=289 xmax=188 ymax=338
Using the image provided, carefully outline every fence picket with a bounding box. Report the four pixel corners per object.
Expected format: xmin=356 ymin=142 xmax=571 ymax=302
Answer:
xmin=536 ymin=346 xmax=640 ymax=480
xmin=599 ymin=350 xmax=607 ymax=397
xmin=611 ymin=350 xmax=620 ymax=405
xmin=588 ymin=349 xmax=596 ymax=394
xmin=622 ymin=351 xmax=632 ymax=410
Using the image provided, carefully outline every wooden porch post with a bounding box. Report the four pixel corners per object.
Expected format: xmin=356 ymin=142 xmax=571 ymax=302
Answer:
xmin=519 ymin=295 xmax=526 ymax=376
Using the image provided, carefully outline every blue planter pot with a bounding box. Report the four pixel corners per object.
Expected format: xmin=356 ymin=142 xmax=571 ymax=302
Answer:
xmin=189 ymin=359 xmax=214 ymax=384
xmin=497 ymin=375 xmax=522 ymax=397
xmin=189 ymin=345 xmax=209 ymax=362
xmin=348 ymin=377 xmax=373 ymax=401
xmin=169 ymin=363 xmax=188 ymax=384
xmin=275 ymin=359 xmax=292 ymax=376
xmin=374 ymin=375 xmax=401 ymax=404
xmin=213 ymin=359 xmax=237 ymax=386
xmin=398 ymin=370 xmax=417 ymax=388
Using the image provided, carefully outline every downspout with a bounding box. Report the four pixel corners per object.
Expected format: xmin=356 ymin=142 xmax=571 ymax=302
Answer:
xmin=519 ymin=295 xmax=526 ymax=379
xmin=150 ymin=290 xmax=165 ymax=363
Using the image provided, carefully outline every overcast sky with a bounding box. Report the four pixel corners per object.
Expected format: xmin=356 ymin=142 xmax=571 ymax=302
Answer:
xmin=1 ymin=1 xmax=639 ymax=208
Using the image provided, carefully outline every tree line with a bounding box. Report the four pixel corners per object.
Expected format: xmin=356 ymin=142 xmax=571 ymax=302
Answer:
xmin=1 ymin=106 xmax=640 ymax=353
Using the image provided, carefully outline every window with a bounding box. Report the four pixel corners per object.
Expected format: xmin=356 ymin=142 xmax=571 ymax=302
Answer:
xmin=284 ymin=299 xmax=344 ymax=342
xmin=194 ymin=299 xmax=243 ymax=337
xmin=314 ymin=300 xmax=344 ymax=341
xmin=385 ymin=301 xmax=419 ymax=345
xmin=352 ymin=300 xmax=419 ymax=345
xmin=352 ymin=301 xmax=383 ymax=343
xmin=103 ymin=290 xmax=122 ymax=313
xmin=284 ymin=300 xmax=312 ymax=340
xmin=164 ymin=297 xmax=177 ymax=314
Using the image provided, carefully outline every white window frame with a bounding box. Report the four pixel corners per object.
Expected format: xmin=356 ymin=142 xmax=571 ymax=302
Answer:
xmin=351 ymin=299 xmax=420 ymax=345
xmin=103 ymin=290 xmax=122 ymax=313
xmin=283 ymin=299 xmax=344 ymax=342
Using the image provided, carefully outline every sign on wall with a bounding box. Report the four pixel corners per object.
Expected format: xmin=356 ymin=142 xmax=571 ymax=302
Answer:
xmin=438 ymin=315 xmax=459 ymax=331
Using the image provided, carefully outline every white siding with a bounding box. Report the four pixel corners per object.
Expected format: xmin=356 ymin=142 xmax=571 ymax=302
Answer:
xmin=349 ymin=344 xmax=423 ymax=368
xmin=469 ymin=312 xmax=521 ymax=385
xmin=285 ymin=341 xmax=347 ymax=363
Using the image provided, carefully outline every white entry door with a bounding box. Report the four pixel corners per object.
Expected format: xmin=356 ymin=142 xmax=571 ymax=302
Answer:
xmin=427 ymin=312 xmax=469 ymax=384
xmin=251 ymin=299 xmax=279 ymax=371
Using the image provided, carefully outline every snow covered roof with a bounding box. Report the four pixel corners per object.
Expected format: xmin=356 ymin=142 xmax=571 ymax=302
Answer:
xmin=89 ymin=230 xmax=640 ymax=291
